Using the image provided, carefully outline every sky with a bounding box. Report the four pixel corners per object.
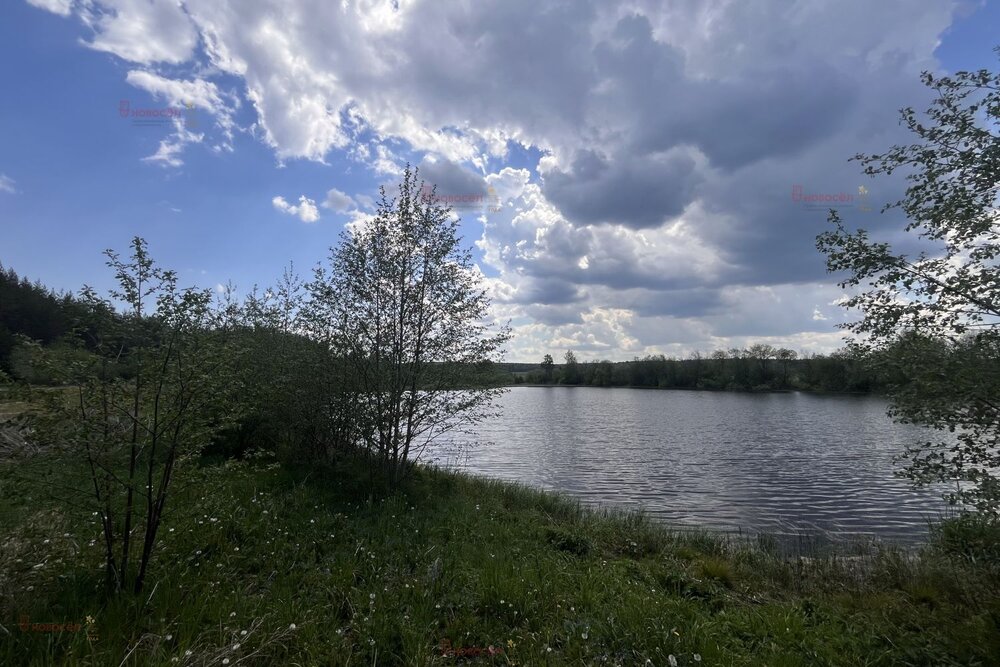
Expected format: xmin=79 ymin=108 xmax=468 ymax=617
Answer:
xmin=0 ymin=0 xmax=998 ymax=362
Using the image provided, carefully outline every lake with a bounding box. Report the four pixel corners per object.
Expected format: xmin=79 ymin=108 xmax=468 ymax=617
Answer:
xmin=428 ymin=386 xmax=953 ymax=545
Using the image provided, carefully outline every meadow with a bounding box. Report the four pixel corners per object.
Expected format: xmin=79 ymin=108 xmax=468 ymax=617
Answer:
xmin=2 ymin=440 xmax=998 ymax=666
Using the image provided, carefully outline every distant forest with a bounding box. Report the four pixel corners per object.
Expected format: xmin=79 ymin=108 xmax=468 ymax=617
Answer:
xmin=0 ymin=263 xmax=878 ymax=393
xmin=503 ymin=346 xmax=878 ymax=393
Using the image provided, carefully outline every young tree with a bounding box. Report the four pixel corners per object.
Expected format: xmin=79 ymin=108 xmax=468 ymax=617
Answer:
xmin=315 ymin=166 xmax=510 ymax=486
xmin=32 ymin=238 xmax=240 ymax=592
xmin=817 ymin=53 xmax=1000 ymax=514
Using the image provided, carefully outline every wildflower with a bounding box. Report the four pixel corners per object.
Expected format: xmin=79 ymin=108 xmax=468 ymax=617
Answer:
xmin=547 ymin=647 xmax=553 ymax=653
xmin=668 ymin=656 xmax=678 ymax=667
xmin=166 ymin=634 xmax=173 ymax=641
xmin=222 ymin=660 xmax=230 ymax=665
xmin=240 ymin=630 xmax=247 ymax=636
xmin=185 ymin=650 xmax=193 ymax=657
xmin=233 ymin=643 xmax=240 ymax=650
xmin=86 ymin=616 xmax=95 ymax=625
xmin=581 ymin=632 xmax=588 ymax=640
xmin=230 ymin=612 xmax=236 ymax=618
xmin=694 ymin=655 xmax=702 ymax=663
xmin=289 ymin=623 xmax=297 ymax=630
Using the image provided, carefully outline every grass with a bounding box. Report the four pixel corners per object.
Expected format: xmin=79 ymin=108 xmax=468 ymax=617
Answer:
xmin=1 ymin=448 xmax=999 ymax=665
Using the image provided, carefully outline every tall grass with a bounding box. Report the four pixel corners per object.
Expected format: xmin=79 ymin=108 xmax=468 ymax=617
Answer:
xmin=1 ymin=450 xmax=998 ymax=665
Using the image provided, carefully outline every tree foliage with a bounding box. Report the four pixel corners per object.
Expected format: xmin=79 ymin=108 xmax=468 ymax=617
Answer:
xmin=308 ymin=166 xmax=510 ymax=485
xmin=817 ymin=53 xmax=1000 ymax=513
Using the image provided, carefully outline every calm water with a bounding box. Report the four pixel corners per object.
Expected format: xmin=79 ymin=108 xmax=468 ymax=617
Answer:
xmin=428 ymin=387 xmax=953 ymax=544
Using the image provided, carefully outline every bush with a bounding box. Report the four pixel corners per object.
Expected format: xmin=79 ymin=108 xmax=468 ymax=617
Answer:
xmin=932 ymin=514 xmax=1000 ymax=565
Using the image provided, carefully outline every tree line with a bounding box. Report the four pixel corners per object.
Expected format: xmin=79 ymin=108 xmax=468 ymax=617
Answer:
xmin=511 ymin=347 xmax=877 ymax=392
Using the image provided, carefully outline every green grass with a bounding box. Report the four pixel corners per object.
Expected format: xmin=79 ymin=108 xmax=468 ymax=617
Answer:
xmin=1 ymin=451 xmax=998 ymax=666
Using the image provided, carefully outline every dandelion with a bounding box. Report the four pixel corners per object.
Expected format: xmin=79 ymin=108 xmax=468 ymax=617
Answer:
xmin=289 ymin=623 xmax=297 ymax=630
xmin=694 ymin=655 xmax=702 ymax=663
xmin=547 ymin=647 xmax=553 ymax=653
xmin=165 ymin=634 xmax=173 ymax=641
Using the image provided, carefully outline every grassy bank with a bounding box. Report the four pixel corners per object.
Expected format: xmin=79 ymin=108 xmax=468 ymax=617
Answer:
xmin=1 ymin=450 xmax=999 ymax=666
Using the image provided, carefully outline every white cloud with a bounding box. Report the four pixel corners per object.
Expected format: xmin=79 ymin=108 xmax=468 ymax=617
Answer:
xmin=322 ymin=187 xmax=354 ymax=213
xmin=25 ymin=0 xmax=73 ymax=16
xmin=82 ymin=0 xmax=199 ymax=65
xmin=0 ymin=174 xmax=16 ymax=194
xmin=272 ymin=194 xmax=320 ymax=223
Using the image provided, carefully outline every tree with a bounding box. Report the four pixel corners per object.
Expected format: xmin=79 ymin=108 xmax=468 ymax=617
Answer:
xmin=562 ymin=350 xmax=580 ymax=384
xmin=31 ymin=238 xmax=240 ymax=592
xmin=817 ymin=53 xmax=1000 ymax=514
xmin=315 ymin=166 xmax=510 ymax=487
xmin=775 ymin=348 xmax=797 ymax=388
xmin=541 ymin=353 xmax=554 ymax=383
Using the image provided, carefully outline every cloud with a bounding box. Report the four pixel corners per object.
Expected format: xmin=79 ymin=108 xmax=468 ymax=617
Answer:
xmin=0 ymin=174 xmax=16 ymax=194
xmin=29 ymin=0 xmax=968 ymax=359
xmin=322 ymin=187 xmax=354 ymax=213
xmin=81 ymin=0 xmax=199 ymax=64
xmin=25 ymin=0 xmax=73 ymax=16
xmin=272 ymin=195 xmax=320 ymax=223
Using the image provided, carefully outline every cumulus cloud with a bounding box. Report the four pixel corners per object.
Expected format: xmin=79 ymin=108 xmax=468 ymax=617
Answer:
xmin=27 ymin=0 xmax=969 ymax=358
xmin=272 ymin=195 xmax=320 ymax=223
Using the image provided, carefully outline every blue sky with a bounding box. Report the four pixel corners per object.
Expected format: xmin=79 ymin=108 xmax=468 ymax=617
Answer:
xmin=1 ymin=0 xmax=998 ymax=361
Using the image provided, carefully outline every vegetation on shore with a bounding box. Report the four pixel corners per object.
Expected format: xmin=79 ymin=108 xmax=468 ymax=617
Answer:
xmin=2 ymin=445 xmax=999 ymax=666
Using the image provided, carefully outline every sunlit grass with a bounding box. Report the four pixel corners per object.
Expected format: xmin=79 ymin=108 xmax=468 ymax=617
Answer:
xmin=1 ymin=450 xmax=998 ymax=666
